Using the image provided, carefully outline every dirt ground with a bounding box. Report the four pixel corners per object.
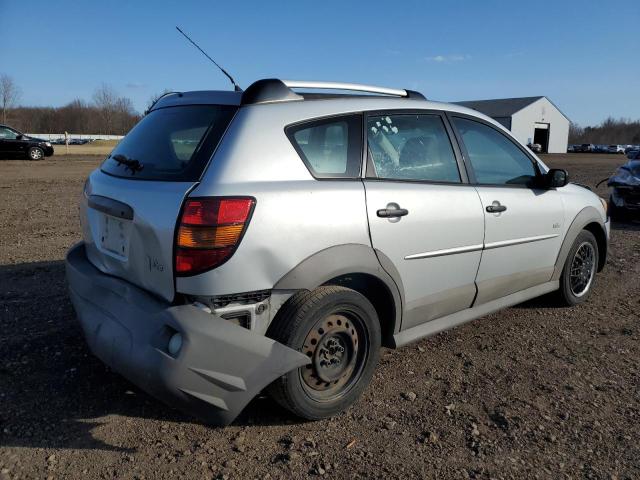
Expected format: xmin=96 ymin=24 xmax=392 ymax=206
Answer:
xmin=0 ymin=154 xmax=638 ymax=479
xmin=50 ymin=140 xmax=117 ymax=157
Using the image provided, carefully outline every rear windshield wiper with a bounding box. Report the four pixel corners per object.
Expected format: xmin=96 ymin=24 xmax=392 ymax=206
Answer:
xmin=111 ymin=154 xmax=144 ymax=174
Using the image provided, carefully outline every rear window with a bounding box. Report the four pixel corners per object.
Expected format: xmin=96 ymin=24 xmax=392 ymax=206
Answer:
xmin=101 ymin=105 xmax=237 ymax=181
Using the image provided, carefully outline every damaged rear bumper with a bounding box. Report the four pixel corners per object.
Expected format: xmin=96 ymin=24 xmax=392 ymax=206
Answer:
xmin=65 ymin=242 xmax=309 ymax=426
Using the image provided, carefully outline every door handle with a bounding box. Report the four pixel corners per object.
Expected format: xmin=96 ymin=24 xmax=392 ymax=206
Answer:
xmin=377 ymin=208 xmax=409 ymax=218
xmin=486 ymin=202 xmax=507 ymax=213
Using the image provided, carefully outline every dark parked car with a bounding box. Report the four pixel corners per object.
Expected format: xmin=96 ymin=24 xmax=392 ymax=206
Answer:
xmin=0 ymin=124 xmax=54 ymax=160
xmin=580 ymin=143 xmax=595 ymax=153
xmin=607 ymin=159 xmax=640 ymax=218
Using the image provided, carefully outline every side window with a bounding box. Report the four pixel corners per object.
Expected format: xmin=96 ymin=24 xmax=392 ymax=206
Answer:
xmin=287 ymin=115 xmax=362 ymax=178
xmin=452 ymin=117 xmax=538 ymax=185
xmin=367 ymin=114 xmax=460 ymax=183
xmin=0 ymin=127 xmax=18 ymax=139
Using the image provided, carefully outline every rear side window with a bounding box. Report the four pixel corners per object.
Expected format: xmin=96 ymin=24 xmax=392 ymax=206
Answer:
xmin=101 ymin=105 xmax=237 ymax=181
xmin=452 ymin=117 xmax=538 ymax=185
xmin=367 ymin=114 xmax=460 ymax=183
xmin=286 ymin=115 xmax=362 ymax=179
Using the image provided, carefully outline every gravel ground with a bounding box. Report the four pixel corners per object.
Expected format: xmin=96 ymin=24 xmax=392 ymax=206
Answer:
xmin=0 ymin=154 xmax=638 ymax=479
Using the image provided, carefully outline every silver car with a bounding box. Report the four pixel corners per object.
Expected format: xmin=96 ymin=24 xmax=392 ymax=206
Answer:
xmin=66 ymin=79 xmax=609 ymax=425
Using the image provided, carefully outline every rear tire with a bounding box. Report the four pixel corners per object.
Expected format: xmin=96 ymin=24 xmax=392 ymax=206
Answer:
xmin=266 ymin=286 xmax=381 ymax=420
xmin=556 ymin=230 xmax=598 ymax=306
xmin=27 ymin=147 xmax=44 ymax=161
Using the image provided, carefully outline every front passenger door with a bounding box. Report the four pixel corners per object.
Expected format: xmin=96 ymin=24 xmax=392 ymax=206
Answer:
xmin=451 ymin=116 xmax=564 ymax=305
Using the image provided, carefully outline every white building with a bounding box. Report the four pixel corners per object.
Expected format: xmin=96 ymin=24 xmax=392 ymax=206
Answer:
xmin=454 ymin=96 xmax=570 ymax=153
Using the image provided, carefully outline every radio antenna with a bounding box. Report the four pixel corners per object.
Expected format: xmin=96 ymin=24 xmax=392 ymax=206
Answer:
xmin=176 ymin=26 xmax=242 ymax=92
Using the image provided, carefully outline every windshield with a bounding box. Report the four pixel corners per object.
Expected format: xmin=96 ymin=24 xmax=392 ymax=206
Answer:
xmin=101 ymin=105 xmax=237 ymax=181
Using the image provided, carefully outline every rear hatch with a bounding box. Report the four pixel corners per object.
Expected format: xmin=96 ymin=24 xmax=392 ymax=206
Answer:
xmin=81 ymin=99 xmax=238 ymax=301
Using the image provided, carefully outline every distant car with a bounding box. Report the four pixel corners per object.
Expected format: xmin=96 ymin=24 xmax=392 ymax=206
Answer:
xmin=0 ymin=124 xmax=54 ymax=160
xmin=567 ymin=144 xmax=580 ymax=153
xmin=580 ymin=143 xmax=595 ymax=153
xmin=594 ymin=144 xmax=608 ymax=153
xmin=527 ymin=142 xmax=542 ymax=153
xmin=608 ymin=145 xmax=625 ymax=154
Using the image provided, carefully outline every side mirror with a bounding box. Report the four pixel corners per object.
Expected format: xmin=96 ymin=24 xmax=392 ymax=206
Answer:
xmin=16 ymin=134 xmax=23 ymax=140
xmin=546 ymin=168 xmax=569 ymax=188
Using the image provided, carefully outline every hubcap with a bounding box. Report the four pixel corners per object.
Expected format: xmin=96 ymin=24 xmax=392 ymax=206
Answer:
xmin=30 ymin=149 xmax=42 ymax=159
xmin=300 ymin=313 xmax=366 ymax=400
xmin=570 ymin=241 xmax=595 ymax=297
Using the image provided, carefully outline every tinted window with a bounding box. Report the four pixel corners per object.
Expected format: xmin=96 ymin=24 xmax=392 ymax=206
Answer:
xmin=0 ymin=127 xmax=18 ymax=139
xmin=453 ymin=117 xmax=537 ymax=185
xmin=101 ymin=105 xmax=237 ymax=181
xmin=367 ymin=114 xmax=460 ymax=182
xmin=287 ymin=115 xmax=362 ymax=178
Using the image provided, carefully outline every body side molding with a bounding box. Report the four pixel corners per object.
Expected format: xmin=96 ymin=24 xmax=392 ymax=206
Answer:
xmin=484 ymin=233 xmax=559 ymax=250
xmin=404 ymin=234 xmax=560 ymax=261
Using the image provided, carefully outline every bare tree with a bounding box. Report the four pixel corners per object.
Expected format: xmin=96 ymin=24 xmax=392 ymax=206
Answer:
xmin=569 ymin=117 xmax=640 ymax=145
xmin=92 ymin=83 xmax=119 ymax=134
xmin=0 ymin=74 xmax=22 ymax=124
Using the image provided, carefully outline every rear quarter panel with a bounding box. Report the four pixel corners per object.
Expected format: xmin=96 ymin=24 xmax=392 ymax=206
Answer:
xmin=177 ymin=106 xmax=371 ymax=296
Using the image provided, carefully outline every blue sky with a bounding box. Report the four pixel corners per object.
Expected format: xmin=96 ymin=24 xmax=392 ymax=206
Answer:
xmin=1 ymin=0 xmax=638 ymax=125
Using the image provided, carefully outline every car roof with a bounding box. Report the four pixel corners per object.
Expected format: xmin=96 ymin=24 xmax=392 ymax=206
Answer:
xmin=150 ymin=79 xmax=503 ymax=131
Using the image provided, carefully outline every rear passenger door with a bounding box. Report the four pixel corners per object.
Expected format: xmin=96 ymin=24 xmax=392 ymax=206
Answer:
xmin=450 ymin=115 xmax=564 ymax=305
xmin=363 ymin=111 xmax=485 ymax=330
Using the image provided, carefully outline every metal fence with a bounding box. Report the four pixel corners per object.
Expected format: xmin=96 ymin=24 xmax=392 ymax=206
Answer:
xmin=26 ymin=133 xmax=124 ymax=141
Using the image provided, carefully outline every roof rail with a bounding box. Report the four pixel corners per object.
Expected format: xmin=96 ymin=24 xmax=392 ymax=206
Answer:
xmin=283 ymin=80 xmax=408 ymax=97
xmin=241 ymin=79 xmax=425 ymax=105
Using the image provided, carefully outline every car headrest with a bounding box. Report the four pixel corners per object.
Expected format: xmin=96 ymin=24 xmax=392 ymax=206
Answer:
xmin=400 ymin=136 xmax=432 ymax=167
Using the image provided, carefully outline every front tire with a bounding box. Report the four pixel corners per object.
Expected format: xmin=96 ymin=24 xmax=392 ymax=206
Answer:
xmin=266 ymin=286 xmax=381 ymax=420
xmin=27 ymin=147 xmax=44 ymax=161
xmin=557 ymin=230 xmax=598 ymax=306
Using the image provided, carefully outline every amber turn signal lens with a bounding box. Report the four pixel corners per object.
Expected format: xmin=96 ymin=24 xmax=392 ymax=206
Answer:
xmin=177 ymin=225 xmax=243 ymax=248
xmin=174 ymin=197 xmax=255 ymax=276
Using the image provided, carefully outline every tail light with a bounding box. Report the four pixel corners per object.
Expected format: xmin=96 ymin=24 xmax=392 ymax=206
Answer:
xmin=175 ymin=197 xmax=255 ymax=276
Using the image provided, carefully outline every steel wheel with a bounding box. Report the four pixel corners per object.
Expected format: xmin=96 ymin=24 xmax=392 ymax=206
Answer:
xmin=300 ymin=311 xmax=368 ymax=402
xmin=266 ymin=286 xmax=381 ymax=420
xmin=569 ymin=241 xmax=596 ymax=297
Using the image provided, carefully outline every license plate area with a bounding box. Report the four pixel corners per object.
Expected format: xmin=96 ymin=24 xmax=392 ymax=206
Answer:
xmin=98 ymin=213 xmax=132 ymax=260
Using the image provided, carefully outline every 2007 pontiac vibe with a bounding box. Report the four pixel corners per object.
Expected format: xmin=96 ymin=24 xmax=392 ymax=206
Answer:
xmin=66 ymin=79 xmax=609 ymax=425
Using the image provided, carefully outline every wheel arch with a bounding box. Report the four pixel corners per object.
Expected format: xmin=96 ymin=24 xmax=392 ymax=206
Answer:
xmin=552 ymin=206 xmax=608 ymax=280
xmin=272 ymin=244 xmax=403 ymax=348
xmin=583 ymin=221 xmax=607 ymax=271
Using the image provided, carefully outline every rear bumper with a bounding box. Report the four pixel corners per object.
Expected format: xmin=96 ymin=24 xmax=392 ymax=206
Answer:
xmin=65 ymin=242 xmax=309 ymax=426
